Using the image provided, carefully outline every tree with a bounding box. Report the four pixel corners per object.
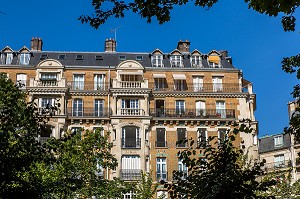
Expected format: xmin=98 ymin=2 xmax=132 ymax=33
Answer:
xmin=167 ymin=123 xmax=276 ymax=199
xmin=79 ymin=0 xmax=299 ymax=30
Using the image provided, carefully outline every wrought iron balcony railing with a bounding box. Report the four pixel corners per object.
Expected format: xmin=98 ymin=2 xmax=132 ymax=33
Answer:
xmin=120 ymin=169 xmax=142 ymax=180
xmin=121 ymin=138 xmax=141 ymax=148
xmin=67 ymin=107 xmax=111 ymax=117
xmin=262 ymin=160 xmax=291 ymax=172
xmin=68 ymin=81 xmax=108 ymax=91
xmin=156 ymin=172 xmax=168 ymax=182
xmin=149 ymin=83 xmax=240 ymax=92
xmin=150 ymin=108 xmax=235 ymax=119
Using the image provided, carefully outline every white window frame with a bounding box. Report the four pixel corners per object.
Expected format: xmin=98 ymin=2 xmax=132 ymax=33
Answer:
xmin=198 ymin=128 xmax=208 ymax=145
xmin=216 ymin=101 xmax=226 ymax=118
xmin=94 ymin=74 xmax=105 ymax=90
xmin=170 ymin=55 xmax=183 ymax=67
xmin=274 ymin=135 xmax=283 ymax=147
xmin=94 ymin=99 xmax=104 ymax=116
xmin=190 ymin=55 xmax=202 ymax=67
xmin=193 ymin=76 xmax=203 ymax=92
xmin=16 ymin=74 xmax=27 ymax=88
xmin=218 ymin=128 xmax=228 ymax=143
xmin=196 ymin=101 xmax=206 ymax=117
xmin=212 ymin=77 xmax=223 ymax=92
xmin=40 ymin=98 xmax=54 ymax=108
xmin=151 ymin=54 xmax=163 ymax=67
xmin=156 ymin=158 xmax=167 ymax=181
xmin=73 ymin=99 xmax=83 ymax=116
xmin=41 ymin=73 xmax=57 ymax=80
xmin=1 ymin=52 xmax=13 ymax=65
xmin=176 ymin=100 xmax=185 ymax=115
xmin=122 ymin=126 xmax=140 ymax=148
xmin=274 ymin=154 xmax=285 ymax=168
xmin=19 ymin=53 xmax=30 ymax=65
xmin=73 ymin=74 xmax=84 ymax=90
xmin=154 ymin=78 xmax=166 ymax=90
xmin=178 ymin=159 xmax=188 ymax=177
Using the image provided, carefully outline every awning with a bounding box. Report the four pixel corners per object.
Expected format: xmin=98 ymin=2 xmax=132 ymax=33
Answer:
xmin=208 ymin=55 xmax=220 ymax=64
xmin=153 ymin=74 xmax=166 ymax=78
xmin=172 ymin=74 xmax=186 ymax=80
xmin=118 ymin=71 xmax=143 ymax=75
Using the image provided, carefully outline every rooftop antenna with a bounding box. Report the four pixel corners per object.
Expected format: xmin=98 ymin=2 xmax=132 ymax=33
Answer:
xmin=110 ymin=25 xmax=122 ymax=42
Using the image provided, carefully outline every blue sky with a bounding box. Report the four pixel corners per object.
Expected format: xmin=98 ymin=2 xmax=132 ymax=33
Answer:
xmin=1 ymin=0 xmax=299 ymax=137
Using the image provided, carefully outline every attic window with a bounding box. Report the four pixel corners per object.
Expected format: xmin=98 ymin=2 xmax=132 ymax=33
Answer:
xmin=95 ymin=55 xmax=103 ymax=60
xmin=136 ymin=56 xmax=143 ymax=61
xmin=76 ymin=54 xmax=83 ymax=60
xmin=40 ymin=54 xmax=48 ymax=60
xmin=58 ymin=54 xmax=66 ymax=60
xmin=274 ymin=135 xmax=283 ymax=147
xmin=119 ymin=55 xmax=126 ymax=61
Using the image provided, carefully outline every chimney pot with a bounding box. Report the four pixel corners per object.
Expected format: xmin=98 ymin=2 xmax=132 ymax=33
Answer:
xmin=104 ymin=38 xmax=116 ymax=52
xmin=30 ymin=37 xmax=43 ymax=51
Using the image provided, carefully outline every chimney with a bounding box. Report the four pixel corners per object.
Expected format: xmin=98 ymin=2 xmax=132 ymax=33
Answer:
xmin=31 ymin=37 xmax=43 ymax=51
xmin=104 ymin=38 xmax=116 ymax=52
xmin=177 ymin=40 xmax=190 ymax=52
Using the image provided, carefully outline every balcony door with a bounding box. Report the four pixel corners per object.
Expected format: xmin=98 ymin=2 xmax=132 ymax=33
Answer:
xmin=212 ymin=77 xmax=223 ymax=92
xmin=216 ymin=101 xmax=226 ymax=118
xmin=94 ymin=74 xmax=105 ymax=90
xmin=94 ymin=99 xmax=104 ymax=116
xmin=156 ymin=158 xmax=167 ymax=181
xmin=193 ymin=76 xmax=203 ymax=92
xmin=155 ymin=100 xmax=165 ymax=116
xmin=122 ymin=99 xmax=139 ymax=115
xmin=176 ymin=100 xmax=185 ymax=115
xmin=73 ymin=99 xmax=83 ymax=116
xmin=196 ymin=101 xmax=206 ymax=117
xmin=122 ymin=126 xmax=140 ymax=148
xmin=121 ymin=155 xmax=141 ymax=180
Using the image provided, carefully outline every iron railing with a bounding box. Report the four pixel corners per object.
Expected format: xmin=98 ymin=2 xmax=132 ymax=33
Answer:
xmin=68 ymin=81 xmax=108 ymax=91
xmin=67 ymin=107 xmax=110 ymax=117
xmin=120 ymin=169 xmax=142 ymax=180
xmin=262 ymin=160 xmax=291 ymax=172
xmin=121 ymin=138 xmax=141 ymax=148
xmin=149 ymin=83 xmax=240 ymax=92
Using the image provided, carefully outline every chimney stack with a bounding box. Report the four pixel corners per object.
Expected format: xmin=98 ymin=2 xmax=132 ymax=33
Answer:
xmin=177 ymin=40 xmax=190 ymax=52
xmin=104 ymin=38 xmax=116 ymax=52
xmin=31 ymin=37 xmax=43 ymax=51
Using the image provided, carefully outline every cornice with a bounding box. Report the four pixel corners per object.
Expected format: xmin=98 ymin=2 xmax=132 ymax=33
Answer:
xmin=152 ymin=92 xmax=249 ymax=98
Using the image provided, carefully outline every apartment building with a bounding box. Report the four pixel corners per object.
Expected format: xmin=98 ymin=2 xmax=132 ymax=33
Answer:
xmin=0 ymin=38 xmax=258 ymax=198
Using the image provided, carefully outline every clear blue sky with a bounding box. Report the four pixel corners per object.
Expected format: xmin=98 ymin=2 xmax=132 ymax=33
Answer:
xmin=1 ymin=0 xmax=299 ymax=137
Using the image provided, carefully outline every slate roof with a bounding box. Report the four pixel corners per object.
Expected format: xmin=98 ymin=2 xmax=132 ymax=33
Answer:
xmin=1 ymin=49 xmax=236 ymax=69
xmin=258 ymin=133 xmax=291 ymax=154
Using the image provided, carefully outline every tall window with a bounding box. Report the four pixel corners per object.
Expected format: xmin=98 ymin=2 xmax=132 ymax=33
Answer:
xmin=73 ymin=99 xmax=83 ymax=116
xmin=122 ymin=126 xmax=140 ymax=148
xmin=178 ymin=159 xmax=188 ymax=179
xmin=121 ymin=155 xmax=141 ymax=180
xmin=94 ymin=99 xmax=104 ymax=116
xmin=41 ymin=73 xmax=57 ymax=80
xmin=156 ymin=128 xmax=166 ymax=147
xmin=196 ymin=101 xmax=206 ymax=117
xmin=216 ymin=101 xmax=226 ymax=118
xmin=208 ymin=55 xmax=220 ymax=68
xmin=198 ymin=128 xmax=207 ymax=146
xmin=16 ymin=74 xmax=27 ymax=88
xmin=1 ymin=52 xmax=13 ymax=65
xmin=170 ymin=55 xmax=183 ymax=67
xmin=19 ymin=53 xmax=30 ymax=65
xmin=190 ymin=55 xmax=202 ymax=67
xmin=122 ymin=99 xmax=139 ymax=115
xmin=177 ymin=128 xmax=187 ymax=147
xmin=176 ymin=100 xmax=185 ymax=115
xmin=151 ymin=54 xmax=163 ymax=67
xmin=154 ymin=78 xmax=166 ymax=91
xmin=40 ymin=98 xmax=54 ymax=108
xmin=212 ymin=77 xmax=223 ymax=92
xmin=73 ymin=74 xmax=84 ymax=90
xmin=174 ymin=80 xmax=186 ymax=91
xmin=94 ymin=74 xmax=105 ymax=90
xmin=274 ymin=135 xmax=283 ymax=147
xmin=193 ymin=76 xmax=203 ymax=91
xmin=156 ymin=158 xmax=167 ymax=181
xmin=274 ymin=154 xmax=285 ymax=168
xmin=218 ymin=129 xmax=227 ymax=144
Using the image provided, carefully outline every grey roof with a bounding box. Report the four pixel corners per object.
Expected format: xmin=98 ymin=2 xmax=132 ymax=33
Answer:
xmin=258 ymin=133 xmax=291 ymax=154
xmin=1 ymin=49 xmax=236 ymax=69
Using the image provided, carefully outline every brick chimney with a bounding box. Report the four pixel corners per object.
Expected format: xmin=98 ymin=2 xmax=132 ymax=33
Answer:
xmin=177 ymin=40 xmax=190 ymax=52
xmin=104 ymin=38 xmax=116 ymax=52
xmin=31 ymin=37 xmax=43 ymax=51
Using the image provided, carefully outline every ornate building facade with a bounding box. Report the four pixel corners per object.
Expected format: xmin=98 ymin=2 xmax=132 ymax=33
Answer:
xmin=0 ymin=38 xmax=258 ymax=198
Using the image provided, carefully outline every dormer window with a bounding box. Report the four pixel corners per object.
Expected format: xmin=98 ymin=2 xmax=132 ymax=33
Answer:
xmin=170 ymin=55 xmax=183 ymax=67
xmin=119 ymin=55 xmax=126 ymax=60
xmin=58 ymin=54 xmax=66 ymax=60
xmin=151 ymin=54 xmax=163 ymax=67
xmin=40 ymin=54 xmax=48 ymax=60
xmin=76 ymin=54 xmax=83 ymax=60
xmin=274 ymin=135 xmax=283 ymax=147
xmin=136 ymin=56 xmax=143 ymax=61
xmin=0 ymin=52 xmax=13 ymax=65
xmin=95 ymin=55 xmax=103 ymax=60
xmin=190 ymin=55 xmax=202 ymax=68
xmin=19 ymin=53 xmax=30 ymax=65
xmin=208 ymin=55 xmax=221 ymax=68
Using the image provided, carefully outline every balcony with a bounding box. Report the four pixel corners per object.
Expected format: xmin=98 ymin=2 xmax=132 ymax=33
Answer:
xmin=68 ymin=81 xmax=108 ymax=91
xmin=120 ymin=169 xmax=142 ymax=180
xmin=29 ymin=78 xmax=66 ymax=87
xmin=117 ymin=108 xmax=146 ymax=116
xmin=67 ymin=107 xmax=110 ymax=118
xmin=112 ymin=79 xmax=149 ymax=89
xmin=262 ymin=160 xmax=291 ymax=172
xmin=121 ymin=138 xmax=141 ymax=148
xmin=149 ymin=83 xmax=240 ymax=93
xmin=156 ymin=172 xmax=168 ymax=182
xmin=150 ymin=108 xmax=235 ymax=119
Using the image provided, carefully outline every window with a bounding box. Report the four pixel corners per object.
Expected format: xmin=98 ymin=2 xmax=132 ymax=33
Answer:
xmin=94 ymin=99 xmax=104 ymax=116
xmin=174 ymin=79 xmax=186 ymax=91
xmin=96 ymin=159 xmax=103 ymax=176
xmin=274 ymin=154 xmax=285 ymax=168
xmin=177 ymin=128 xmax=187 ymax=147
xmin=176 ymin=100 xmax=185 ymax=115
xmin=40 ymin=54 xmax=48 ymax=60
xmin=123 ymin=191 xmax=136 ymax=199
xmin=154 ymin=78 xmax=166 ymax=91
xmin=1 ymin=52 xmax=13 ymax=65
xmin=170 ymin=55 xmax=183 ymax=67
xmin=190 ymin=55 xmax=202 ymax=67
xmin=212 ymin=77 xmax=223 ymax=92
xmin=151 ymin=54 xmax=163 ymax=67
xmin=121 ymin=126 xmax=140 ymax=148
xmin=95 ymin=55 xmax=103 ymax=60
xmin=73 ymin=99 xmax=83 ymax=116
xmin=16 ymin=74 xmax=27 ymax=88
xmin=19 ymin=53 xmax=30 ymax=65
xmin=71 ymin=127 xmax=82 ymax=136
xmin=218 ymin=129 xmax=227 ymax=144
xmin=58 ymin=54 xmax=66 ymax=60
xmin=136 ymin=55 xmax=143 ymax=61
xmin=198 ymin=128 xmax=207 ymax=146
xmin=119 ymin=55 xmax=126 ymax=60
xmin=196 ymin=101 xmax=206 ymax=117
xmin=76 ymin=54 xmax=83 ymax=60
xmin=73 ymin=74 xmax=84 ymax=90
xmin=156 ymin=158 xmax=167 ymax=181
xmin=208 ymin=55 xmax=220 ymax=68
xmin=216 ymin=101 xmax=226 ymax=118
xmin=156 ymin=128 xmax=166 ymax=147
xmin=94 ymin=74 xmax=105 ymax=90
xmin=40 ymin=98 xmax=54 ymax=108
xmin=253 ymin=134 xmax=258 ymax=145
xmin=193 ymin=76 xmax=203 ymax=91
xmin=274 ymin=135 xmax=283 ymax=147
xmin=121 ymin=155 xmax=141 ymax=180
xmin=121 ymin=99 xmax=139 ymax=115
xmin=93 ymin=127 xmax=104 ymax=135
xmin=41 ymin=73 xmax=57 ymax=80
xmin=178 ymin=159 xmax=188 ymax=179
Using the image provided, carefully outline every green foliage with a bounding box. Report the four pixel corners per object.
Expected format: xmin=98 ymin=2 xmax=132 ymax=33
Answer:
xmin=133 ymin=171 xmax=159 ymax=199
xmin=167 ymin=123 xmax=276 ymax=199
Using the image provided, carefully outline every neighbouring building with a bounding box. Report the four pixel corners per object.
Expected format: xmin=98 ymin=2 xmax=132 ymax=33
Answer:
xmin=0 ymin=38 xmax=258 ymax=198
